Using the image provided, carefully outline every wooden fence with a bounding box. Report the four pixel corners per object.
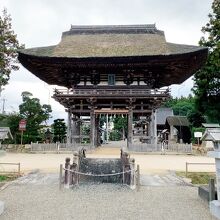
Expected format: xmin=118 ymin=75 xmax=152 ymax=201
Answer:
xmin=129 ymin=143 xmax=192 ymax=153
xmin=30 ymin=142 xmax=91 ymax=152
xmin=167 ymin=143 xmax=192 ymax=153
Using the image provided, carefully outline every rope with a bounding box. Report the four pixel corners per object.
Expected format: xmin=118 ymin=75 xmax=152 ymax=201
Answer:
xmin=63 ymin=168 xmax=134 ymax=177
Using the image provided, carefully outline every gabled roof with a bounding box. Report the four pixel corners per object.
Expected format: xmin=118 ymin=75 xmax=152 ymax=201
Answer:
xmin=0 ymin=127 xmax=13 ymax=140
xmin=202 ymin=123 xmax=220 ymax=128
xmin=166 ymin=116 xmax=189 ymax=127
xmin=201 ymin=128 xmax=220 ymax=141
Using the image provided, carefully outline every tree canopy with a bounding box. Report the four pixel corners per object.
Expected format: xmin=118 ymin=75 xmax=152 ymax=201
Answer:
xmin=0 ymin=8 xmax=24 ymax=92
xmin=19 ymin=91 xmax=52 ymax=143
xmin=163 ymin=95 xmax=195 ymax=116
xmin=163 ymin=96 xmax=206 ymax=128
xmin=52 ymin=119 xmax=67 ymax=143
xmin=193 ymin=0 xmax=220 ymax=123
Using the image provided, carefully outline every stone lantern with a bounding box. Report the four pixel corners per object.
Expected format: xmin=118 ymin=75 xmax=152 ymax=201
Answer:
xmin=202 ymin=128 xmax=220 ymax=219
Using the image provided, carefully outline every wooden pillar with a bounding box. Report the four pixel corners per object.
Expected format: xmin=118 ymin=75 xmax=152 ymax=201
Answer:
xmin=95 ymin=114 xmax=100 ymax=147
xmin=154 ymin=109 xmax=158 ymax=144
xmin=72 ymin=115 xmax=77 ymax=146
xmin=148 ymin=116 xmax=151 ymax=141
xmin=127 ymin=107 xmax=133 ymax=149
xmin=67 ymin=111 xmax=72 ymax=145
xmin=94 ymin=113 xmax=98 ymax=147
xmin=76 ymin=115 xmax=80 ymax=144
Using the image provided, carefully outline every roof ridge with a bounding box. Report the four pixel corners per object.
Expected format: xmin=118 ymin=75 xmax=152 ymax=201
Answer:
xmin=62 ymin=24 xmax=164 ymax=36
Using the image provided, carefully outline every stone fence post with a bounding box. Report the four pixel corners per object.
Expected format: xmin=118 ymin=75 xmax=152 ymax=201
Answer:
xmin=64 ymin=157 xmax=70 ymax=188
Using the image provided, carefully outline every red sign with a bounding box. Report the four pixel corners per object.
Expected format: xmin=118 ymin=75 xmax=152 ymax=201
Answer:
xmin=19 ymin=119 xmax=27 ymax=131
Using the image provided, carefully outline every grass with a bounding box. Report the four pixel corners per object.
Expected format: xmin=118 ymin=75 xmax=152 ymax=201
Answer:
xmin=0 ymin=175 xmax=17 ymax=182
xmin=176 ymin=172 xmax=216 ymax=184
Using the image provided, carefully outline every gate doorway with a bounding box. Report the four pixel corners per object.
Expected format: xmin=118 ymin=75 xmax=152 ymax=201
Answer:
xmin=94 ymin=109 xmax=128 ymax=149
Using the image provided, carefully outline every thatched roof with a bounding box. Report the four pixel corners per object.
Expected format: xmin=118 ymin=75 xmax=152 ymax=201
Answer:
xmin=20 ymin=24 xmax=205 ymax=58
xmin=166 ymin=116 xmax=189 ymax=127
xmin=18 ymin=24 xmax=208 ymax=87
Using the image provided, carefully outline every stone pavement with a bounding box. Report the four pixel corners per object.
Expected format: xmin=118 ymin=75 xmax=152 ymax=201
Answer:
xmin=140 ymin=173 xmax=189 ymax=186
xmin=12 ymin=170 xmax=58 ymax=186
xmin=11 ymin=170 xmax=189 ymax=187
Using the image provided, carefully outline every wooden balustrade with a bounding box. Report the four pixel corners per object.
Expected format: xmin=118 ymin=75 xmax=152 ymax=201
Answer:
xmin=54 ymin=87 xmax=169 ymax=97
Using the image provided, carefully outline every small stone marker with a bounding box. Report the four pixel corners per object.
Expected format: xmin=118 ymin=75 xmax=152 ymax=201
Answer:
xmin=0 ymin=200 xmax=4 ymax=215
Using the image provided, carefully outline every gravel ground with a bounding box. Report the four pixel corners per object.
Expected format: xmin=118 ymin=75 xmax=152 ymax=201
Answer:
xmin=0 ymin=151 xmax=215 ymax=174
xmin=0 ymin=183 xmax=217 ymax=220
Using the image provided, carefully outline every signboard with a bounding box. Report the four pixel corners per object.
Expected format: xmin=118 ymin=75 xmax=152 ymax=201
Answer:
xmin=194 ymin=132 xmax=202 ymax=138
xmin=19 ymin=119 xmax=27 ymax=131
xmin=140 ymin=116 xmax=147 ymax=120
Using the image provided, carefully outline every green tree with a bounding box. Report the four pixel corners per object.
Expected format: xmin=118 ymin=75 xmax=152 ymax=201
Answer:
xmin=163 ymin=96 xmax=195 ymax=116
xmin=187 ymin=110 xmax=206 ymax=128
xmin=0 ymin=8 xmax=24 ymax=92
xmin=113 ymin=116 xmax=128 ymax=140
xmin=6 ymin=112 xmax=21 ymax=143
xmin=19 ymin=91 xmax=52 ymax=143
xmin=193 ymin=0 xmax=220 ymax=123
xmin=52 ymin=119 xmax=67 ymax=143
xmin=163 ymin=95 xmax=206 ymax=128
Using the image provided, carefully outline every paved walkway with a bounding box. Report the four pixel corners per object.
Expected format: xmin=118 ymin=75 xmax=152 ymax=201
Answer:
xmin=13 ymin=170 xmax=58 ymax=186
xmin=12 ymin=170 xmax=189 ymax=187
xmin=140 ymin=173 xmax=189 ymax=186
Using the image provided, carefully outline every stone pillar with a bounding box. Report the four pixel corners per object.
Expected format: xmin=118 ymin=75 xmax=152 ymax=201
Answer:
xmin=72 ymin=115 xmax=77 ymax=146
xmin=64 ymin=157 xmax=71 ymax=188
xmin=150 ymin=109 xmax=157 ymax=144
xmin=208 ymin=151 xmax=220 ymax=219
xmin=127 ymin=107 xmax=133 ymax=149
xmin=170 ymin=125 xmax=175 ymax=142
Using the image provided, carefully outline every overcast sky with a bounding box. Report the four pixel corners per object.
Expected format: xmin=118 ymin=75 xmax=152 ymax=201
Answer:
xmin=1 ymin=0 xmax=212 ymax=123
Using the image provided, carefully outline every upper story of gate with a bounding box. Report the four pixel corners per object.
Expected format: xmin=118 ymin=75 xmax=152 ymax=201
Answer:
xmin=18 ymin=24 xmax=207 ymax=89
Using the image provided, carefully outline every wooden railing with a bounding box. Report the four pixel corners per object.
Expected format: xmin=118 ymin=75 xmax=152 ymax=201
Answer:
xmin=54 ymin=88 xmax=169 ymax=97
xmin=0 ymin=162 xmax=21 ymax=176
xmin=185 ymin=162 xmax=215 ymax=177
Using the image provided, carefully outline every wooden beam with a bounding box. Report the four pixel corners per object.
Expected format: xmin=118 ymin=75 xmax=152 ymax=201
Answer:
xmin=94 ymin=109 xmax=129 ymax=114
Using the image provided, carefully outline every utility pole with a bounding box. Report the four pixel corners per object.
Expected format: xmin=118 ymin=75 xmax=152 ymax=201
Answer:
xmin=1 ymin=98 xmax=6 ymax=114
